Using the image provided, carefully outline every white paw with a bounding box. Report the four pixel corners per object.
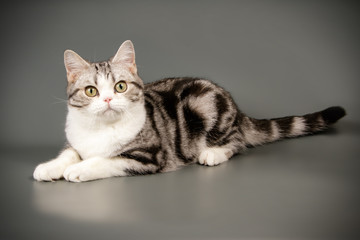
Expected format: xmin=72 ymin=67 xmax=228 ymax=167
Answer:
xmin=33 ymin=160 xmax=68 ymax=182
xmin=198 ymin=147 xmax=232 ymax=166
xmin=33 ymin=148 xmax=81 ymax=182
xmin=63 ymin=158 xmax=111 ymax=182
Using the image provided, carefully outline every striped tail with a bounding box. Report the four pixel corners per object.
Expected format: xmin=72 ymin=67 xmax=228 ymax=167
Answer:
xmin=242 ymin=106 xmax=346 ymax=147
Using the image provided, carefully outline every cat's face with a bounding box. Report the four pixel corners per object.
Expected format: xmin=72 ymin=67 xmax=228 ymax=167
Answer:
xmin=64 ymin=40 xmax=144 ymax=121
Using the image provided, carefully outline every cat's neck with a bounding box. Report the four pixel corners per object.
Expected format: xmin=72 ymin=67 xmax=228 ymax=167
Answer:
xmin=65 ymin=103 xmax=146 ymax=158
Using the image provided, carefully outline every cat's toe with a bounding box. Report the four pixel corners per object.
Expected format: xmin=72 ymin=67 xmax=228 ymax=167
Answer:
xmin=33 ymin=164 xmax=53 ymax=181
xmin=63 ymin=161 xmax=100 ymax=182
xmin=199 ymin=150 xmax=216 ymax=166
xmin=33 ymin=162 xmax=64 ymax=181
xmin=198 ymin=148 xmax=231 ymax=166
xmin=63 ymin=165 xmax=82 ymax=182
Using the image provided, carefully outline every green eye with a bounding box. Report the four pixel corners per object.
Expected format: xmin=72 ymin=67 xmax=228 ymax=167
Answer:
xmin=85 ymin=86 xmax=97 ymax=97
xmin=115 ymin=81 xmax=127 ymax=93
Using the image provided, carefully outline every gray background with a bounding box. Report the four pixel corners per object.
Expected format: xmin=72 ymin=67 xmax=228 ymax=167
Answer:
xmin=1 ymin=0 xmax=359 ymax=239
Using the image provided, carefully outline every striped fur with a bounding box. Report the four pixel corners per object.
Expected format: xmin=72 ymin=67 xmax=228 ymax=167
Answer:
xmin=121 ymin=78 xmax=346 ymax=172
xmin=242 ymin=106 xmax=345 ymax=147
xmin=33 ymin=40 xmax=346 ymax=182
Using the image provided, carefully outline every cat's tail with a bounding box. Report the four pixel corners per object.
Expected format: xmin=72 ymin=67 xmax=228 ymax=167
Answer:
xmin=241 ymin=106 xmax=346 ymax=147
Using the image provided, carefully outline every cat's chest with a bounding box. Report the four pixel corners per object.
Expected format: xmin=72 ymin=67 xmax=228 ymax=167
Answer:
xmin=66 ymin=124 xmax=121 ymax=159
xmin=65 ymin=105 xmax=146 ymax=159
xmin=66 ymin=121 xmax=139 ymax=159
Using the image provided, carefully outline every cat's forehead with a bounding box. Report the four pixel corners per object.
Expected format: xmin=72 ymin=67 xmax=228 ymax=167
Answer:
xmin=93 ymin=61 xmax=112 ymax=76
xmin=91 ymin=60 xmax=134 ymax=81
xmin=69 ymin=60 xmax=138 ymax=90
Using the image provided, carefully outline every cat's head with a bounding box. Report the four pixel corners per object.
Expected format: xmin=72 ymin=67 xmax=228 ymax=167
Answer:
xmin=64 ymin=40 xmax=144 ymax=122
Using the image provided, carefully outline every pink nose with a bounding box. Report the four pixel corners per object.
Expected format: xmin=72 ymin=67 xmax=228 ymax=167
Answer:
xmin=104 ymin=97 xmax=112 ymax=103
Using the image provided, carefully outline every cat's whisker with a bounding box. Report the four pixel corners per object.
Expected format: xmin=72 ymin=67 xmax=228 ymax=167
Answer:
xmin=50 ymin=96 xmax=68 ymax=105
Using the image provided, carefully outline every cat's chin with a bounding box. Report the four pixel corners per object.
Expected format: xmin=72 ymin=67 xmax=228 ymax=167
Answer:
xmin=98 ymin=109 xmax=122 ymax=121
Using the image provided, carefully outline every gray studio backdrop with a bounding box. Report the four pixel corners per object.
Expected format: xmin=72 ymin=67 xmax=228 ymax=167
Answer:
xmin=1 ymin=0 xmax=359 ymax=148
xmin=1 ymin=1 xmax=360 ymax=240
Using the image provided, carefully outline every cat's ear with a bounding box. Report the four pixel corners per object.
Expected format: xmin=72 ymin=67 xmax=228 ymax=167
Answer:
xmin=111 ymin=40 xmax=137 ymax=74
xmin=64 ymin=50 xmax=90 ymax=83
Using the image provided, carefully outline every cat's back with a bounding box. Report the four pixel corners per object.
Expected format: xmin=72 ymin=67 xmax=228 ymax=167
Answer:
xmin=144 ymin=77 xmax=231 ymax=100
xmin=145 ymin=77 xmax=205 ymax=92
xmin=144 ymin=77 xmax=238 ymax=114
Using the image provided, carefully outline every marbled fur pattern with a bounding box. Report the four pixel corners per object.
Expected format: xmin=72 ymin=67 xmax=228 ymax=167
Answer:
xmin=33 ymin=40 xmax=346 ymax=182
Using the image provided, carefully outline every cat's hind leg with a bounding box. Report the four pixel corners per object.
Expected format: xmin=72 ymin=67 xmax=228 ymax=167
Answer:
xmin=198 ymin=147 xmax=233 ymax=166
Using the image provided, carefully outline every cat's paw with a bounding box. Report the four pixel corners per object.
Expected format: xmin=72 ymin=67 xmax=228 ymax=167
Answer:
xmin=198 ymin=147 xmax=232 ymax=166
xmin=63 ymin=158 xmax=111 ymax=182
xmin=33 ymin=149 xmax=81 ymax=182
xmin=33 ymin=160 xmax=68 ymax=182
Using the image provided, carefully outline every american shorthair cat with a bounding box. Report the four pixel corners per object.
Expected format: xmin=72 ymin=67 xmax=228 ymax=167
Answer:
xmin=33 ymin=40 xmax=346 ymax=182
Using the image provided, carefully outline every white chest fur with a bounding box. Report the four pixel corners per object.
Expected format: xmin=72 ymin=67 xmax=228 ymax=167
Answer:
xmin=65 ymin=106 xmax=146 ymax=159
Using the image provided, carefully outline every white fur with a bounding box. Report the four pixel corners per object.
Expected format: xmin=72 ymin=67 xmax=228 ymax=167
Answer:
xmin=290 ymin=117 xmax=305 ymax=136
xmin=270 ymin=120 xmax=280 ymax=141
xmin=198 ymin=147 xmax=232 ymax=166
xmin=66 ymin=101 xmax=146 ymax=159
xmin=33 ymin=148 xmax=81 ymax=181
xmin=63 ymin=157 xmax=128 ymax=182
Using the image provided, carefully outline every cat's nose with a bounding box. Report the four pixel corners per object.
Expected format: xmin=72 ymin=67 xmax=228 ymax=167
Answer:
xmin=104 ymin=97 xmax=112 ymax=103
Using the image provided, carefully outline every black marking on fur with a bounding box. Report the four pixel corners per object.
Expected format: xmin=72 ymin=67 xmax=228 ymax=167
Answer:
xmin=94 ymin=74 xmax=98 ymax=85
xmin=304 ymin=113 xmax=321 ymax=132
xmin=121 ymin=153 xmax=153 ymax=164
xmin=180 ymin=82 xmax=212 ymax=100
xmin=131 ymin=82 xmax=144 ymax=90
xmin=121 ymin=146 xmax=160 ymax=166
xmin=217 ymin=129 xmax=238 ymax=146
xmin=156 ymin=90 xmax=179 ymax=120
xmin=144 ymin=92 xmax=169 ymax=123
xmin=321 ymin=106 xmax=346 ymax=125
xmin=183 ymin=105 xmax=205 ymax=138
xmin=215 ymin=94 xmax=229 ymax=116
xmin=175 ymin=126 xmax=191 ymax=163
xmin=68 ymin=88 xmax=80 ymax=99
xmin=153 ymin=78 xmax=197 ymax=120
xmin=251 ymin=118 xmax=271 ymax=135
xmin=124 ymin=169 xmax=154 ymax=176
xmin=206 ymin=94 xmax=230 ymax=146
xmin=156 ymin=151 xmax=168 ymax=173
xmin=145 ymin=101 xmax=161 ymax=138
xmin=145 ymin=91 xmax=187 ymax=164
xmin=233 ymin=112 xmax=244 ymax=128
xmin=273 ymin=116 xmax=293 ymax=136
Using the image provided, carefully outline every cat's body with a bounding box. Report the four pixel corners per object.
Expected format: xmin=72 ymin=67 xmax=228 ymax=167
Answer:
xmin=33 ymin=40 xmax=346 ymax=182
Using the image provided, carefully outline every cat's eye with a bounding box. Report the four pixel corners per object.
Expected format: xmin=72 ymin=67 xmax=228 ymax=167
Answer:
xmin=115 ymin=81 xmax=127 ymax=93
xmin=85 ymin=86 xmax=98 ymax=97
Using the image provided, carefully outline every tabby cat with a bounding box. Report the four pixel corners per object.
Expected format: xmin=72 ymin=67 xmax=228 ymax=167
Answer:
xmin=33 ymin=40 xmax=346 ymax=182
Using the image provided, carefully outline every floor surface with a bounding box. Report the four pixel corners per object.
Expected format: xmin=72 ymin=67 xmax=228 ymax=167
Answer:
xmin=1 ymin=120 xmax=359 ymax=240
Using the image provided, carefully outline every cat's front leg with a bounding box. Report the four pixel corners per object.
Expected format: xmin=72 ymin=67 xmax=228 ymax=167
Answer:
xmin=63 ymin=157 xmax=147 ymax=182
xmin=33 ymin=148 xmax=81 ymax=181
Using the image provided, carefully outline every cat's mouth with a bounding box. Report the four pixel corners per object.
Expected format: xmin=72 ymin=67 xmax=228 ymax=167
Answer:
xmin=102 ymin=106 xmax=120 ymax=115
xmin=104 ymin=107 xmax=115 ymax=113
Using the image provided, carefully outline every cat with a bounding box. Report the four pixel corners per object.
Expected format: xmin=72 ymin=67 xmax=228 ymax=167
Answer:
xmin=33 ymin=40 xmax=346 ymax=182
